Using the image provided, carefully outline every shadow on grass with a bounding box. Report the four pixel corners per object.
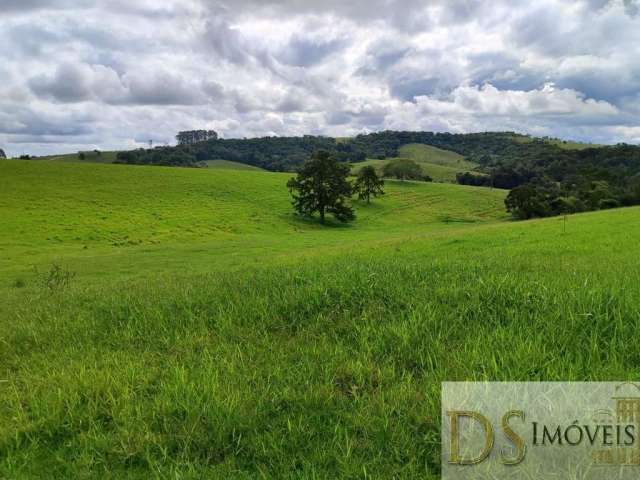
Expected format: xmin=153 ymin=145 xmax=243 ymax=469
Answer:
xmin=283 ymin=213 xmax=356 ymax=229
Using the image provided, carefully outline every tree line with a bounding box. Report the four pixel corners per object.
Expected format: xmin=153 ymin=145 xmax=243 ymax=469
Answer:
xmin=455 ymin=141 xmax=640 ymax=219
xmin=116 ymin=135 xmax=366 ymax=170
xmin=176 ymin=130 xmax=219 ymax=145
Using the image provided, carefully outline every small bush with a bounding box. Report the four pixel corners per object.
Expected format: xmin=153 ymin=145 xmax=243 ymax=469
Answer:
xmin=35 ymin=264 xmax=76 ymax=292
xmin=599 ymin=198 xmax=620 ymax=210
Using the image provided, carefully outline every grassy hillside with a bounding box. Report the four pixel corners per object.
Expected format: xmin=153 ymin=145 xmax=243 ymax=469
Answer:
xmin=37 ymin=151 xmax=118 ymax=164
xmin=200 ymin=159 xmax=266 ymax=171
xmin=397 ymin=144 xmax=475 ymax=169
xmin=2 ymin=160 xmax=638 ymax=478
xmin=351 ymin=144 xmax=479 ymax=182
xmin=0 ymin=160 xmax=506 ymax=286
xmin=513 ymin=135 xmax=604 ymax=150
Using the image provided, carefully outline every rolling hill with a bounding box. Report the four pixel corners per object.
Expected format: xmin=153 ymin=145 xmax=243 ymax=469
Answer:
xmin=200 ymin=159 xmax=266 ymax=171
xmin=351 ymin=143 xmax=480 ymax=182
xmin=0 ymin=159 xmax=507 ymax=286
xmin=36 ymin=150 xmax=118 ymax=164
xmin=1 ymin=159 xmax=639 ymax=478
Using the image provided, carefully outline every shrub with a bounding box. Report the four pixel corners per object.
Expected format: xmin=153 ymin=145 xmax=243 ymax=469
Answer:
xmin=383 ymin=159 xmax=426 ymax=181
xmin=35 ymin=264 xmax=76 ymax=292
xmin=599 ymin=198 xmax=621 ymax=210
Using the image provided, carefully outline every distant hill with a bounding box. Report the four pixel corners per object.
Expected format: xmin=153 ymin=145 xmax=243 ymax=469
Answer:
xmin=200 ymin=159 xmax=266 ymax=171
xmin=17 ymin=130 xmax=640 ymax=219
xmin=351 ymin=144 xmax=480 ymax=183
xmin=36 ymin=151 xmax=118 ymax=164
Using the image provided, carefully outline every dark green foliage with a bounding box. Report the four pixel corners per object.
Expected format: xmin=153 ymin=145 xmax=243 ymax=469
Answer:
xmin=346 ymin=131 xmax=524 ymax=160
xmin=116 ymin=148 xmax=200 ymax=167
xmin=456 ymin=172 xmax=492 ymax=187
xmin=383 ymin=159 xmax=430 ymax=181
xmin=505 ymin=184 xmax=553 ymax=219
xmin=287 ymin=151 xmax=355 ymax=224
xmin=354 ymin=166 xmax=385 ymax=203
xmin=117 ymin=136 xmax=366 ymax=171
xmin=504 ymin=175 xmax=639 ymax=219
xmin=454 ymin=141 xmax=640 ymax=219
xmin=78 ymin=152 xmax=86 ymax=160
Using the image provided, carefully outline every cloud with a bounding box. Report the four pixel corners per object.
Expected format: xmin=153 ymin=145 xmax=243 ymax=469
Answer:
xmin=1 ymin=0 xmax=639 ymax=156
xmin=278 ymin=34 xmax=348 ymax=67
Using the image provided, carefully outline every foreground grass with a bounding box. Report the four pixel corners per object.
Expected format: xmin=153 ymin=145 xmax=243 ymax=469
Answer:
xmin=2 ymin=205 xmax=640 ymax=478
xmin=2 ymin=160 xmax=638 ymax=478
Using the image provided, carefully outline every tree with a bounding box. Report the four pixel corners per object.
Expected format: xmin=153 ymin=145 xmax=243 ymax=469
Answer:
xmin=505 ymin=184 xmax=549 ymax=219
xmin=176 ymin=130 xmax=218 ymax=146
xmin=0 ymin=148 xmax=6 ymax=159
xmin=354 ymin=166 xmax=385 ymax=203
xmin=78 ymin=152 xmax=86 ymax=160
xmin=383 ymin=159 xmax=430 ymax=181
xmin=287 ymin=151 xmax=355 ymax=224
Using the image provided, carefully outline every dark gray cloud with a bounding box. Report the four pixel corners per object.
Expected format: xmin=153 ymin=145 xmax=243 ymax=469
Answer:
xmin=0 ymin=0 xmax=639 ymax=156
xmin=29 ymin=64 xmax=94 ymax=103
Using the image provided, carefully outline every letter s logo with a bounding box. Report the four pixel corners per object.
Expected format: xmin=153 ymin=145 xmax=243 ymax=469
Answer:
xmin=501 ymin=410 xmax=526 ymax=465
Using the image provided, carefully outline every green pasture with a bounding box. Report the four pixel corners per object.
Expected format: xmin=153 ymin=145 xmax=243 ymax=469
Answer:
xmin=1 ymin=159 xmax=638 ymax=478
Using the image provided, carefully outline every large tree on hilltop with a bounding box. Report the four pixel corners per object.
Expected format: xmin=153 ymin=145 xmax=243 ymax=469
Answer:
xmin=287 ymin=151 xmax=355 ymax=224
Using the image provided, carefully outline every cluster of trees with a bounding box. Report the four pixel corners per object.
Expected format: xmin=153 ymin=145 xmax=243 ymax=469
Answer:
xmin=115 ymin=130 xmax=527 ymax=171
xmin=176 ymin=130 xmax=218 ymax=145
xmin=78 ymin=150 xmax=102 ymax=161
xmin=0 ymin=148 xmax=6 ymax=159
xmin=453 ymin=142 xmax=640 ymax=219
xmin=505 ymin=177 xmax=639 ymax=219
xmin=116 ymin=147 xmax=197 ymax=167
xmin=287 ymin=152 xmax=385 ymax=224
xmin=346 ymin=131 xmax=524 ymax=161
xmin=383 ymin=159 xmax=432 ymax=181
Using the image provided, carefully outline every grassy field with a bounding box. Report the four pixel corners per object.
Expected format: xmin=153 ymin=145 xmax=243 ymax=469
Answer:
xmin=513 ymin=135 xmax=604 ymax=150
xmin=1 ymin=159 xmax=639 ymax=478
xmin=351 ymin=144 xmax=479 ymax=183
xmin=37 ymin=151 xmax=119 ymax=164
xmin=200 ymin=160 xmax=266 ymax=171
xmin=0 ymin=160 xmax=507 ymax=287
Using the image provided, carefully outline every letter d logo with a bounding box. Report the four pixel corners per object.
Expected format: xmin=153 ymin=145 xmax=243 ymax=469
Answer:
xmin=447 ymin=411 xmax=494 ymax=465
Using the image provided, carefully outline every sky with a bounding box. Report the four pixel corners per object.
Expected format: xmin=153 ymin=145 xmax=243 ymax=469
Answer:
xmin=0 ymin=0 xmax=639 ymax=156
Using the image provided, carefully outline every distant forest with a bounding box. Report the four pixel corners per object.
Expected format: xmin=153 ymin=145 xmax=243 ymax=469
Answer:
xmin=113 ymin=130 xmax=640 ymax=219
